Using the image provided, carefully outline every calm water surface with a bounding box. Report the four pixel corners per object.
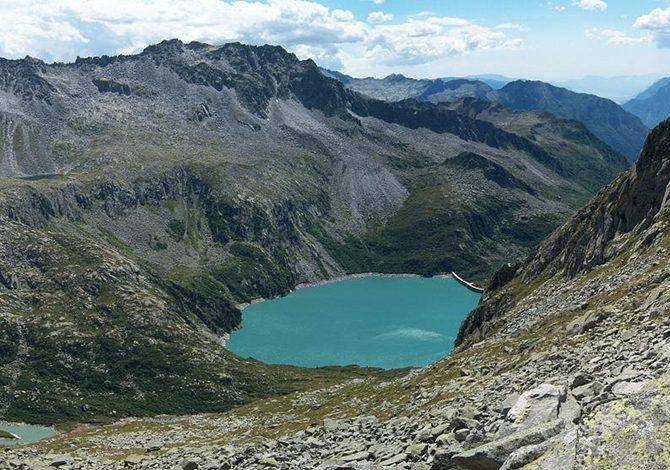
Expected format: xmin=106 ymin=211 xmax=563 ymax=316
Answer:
xmin=227 ymin=276 xmax=481 ymax=369
xmin=0 ymin=423 xmax=55 ymax=446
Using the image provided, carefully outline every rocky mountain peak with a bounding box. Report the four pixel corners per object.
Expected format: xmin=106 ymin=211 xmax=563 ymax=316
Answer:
xmin=140 ymin=38 xmax=186 ymax=56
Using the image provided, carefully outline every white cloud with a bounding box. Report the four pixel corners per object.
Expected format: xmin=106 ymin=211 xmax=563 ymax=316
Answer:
xmin=365 ymin=17 xmax=521 ymax=66
xmin=0 ymin=0 xmax=521 ymax=72
xmin=495 ymin=23 xmax=525 ymax=31
xmin=586 ymin=28 xmax=651 ymax=45
xmin=634 ymin=7 xmax=670 ymax=48
xmin=368 ymin=11 xmax=393 ymax=24
xmin=575 ymin=0 xmax=607 ymax=11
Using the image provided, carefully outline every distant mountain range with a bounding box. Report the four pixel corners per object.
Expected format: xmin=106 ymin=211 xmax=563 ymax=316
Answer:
xmin=325 ymin=69 xmax=648 ymax=162
xmin=553 ymin=74 xmax=664 ymax=103
xmin=623 ymin=77 xmax=670 ymax=128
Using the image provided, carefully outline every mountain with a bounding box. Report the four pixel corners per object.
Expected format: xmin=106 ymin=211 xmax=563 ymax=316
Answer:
xmin=0 ymin=39 xmax=627 ymax=424
xmin=320 ymin=69 xmax=497 ymax=103
xmin=554 ymin=74 xmax=663 ymax=103
xmin=462 ymin=74 xmax=516 ymax=89
xmin=10 ymin=119 xmax=670 ymax=469
xmin=623 ymin=77 xmax=670 ymax=128
xmin=327 ymin=70 xmax=647 ymax=164
xmin=498 ymin=80 xmax=649 ymax=163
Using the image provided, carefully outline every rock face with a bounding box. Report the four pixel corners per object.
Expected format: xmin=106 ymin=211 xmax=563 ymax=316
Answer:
xmin=457 ymin=119 xmax=670 ymax=346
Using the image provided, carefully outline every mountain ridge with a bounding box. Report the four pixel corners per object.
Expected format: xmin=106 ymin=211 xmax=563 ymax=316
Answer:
xmin=624 ymin=77 xmax=670 ymax=128
xmin=325 ymin=69 xmax=648 ymax=163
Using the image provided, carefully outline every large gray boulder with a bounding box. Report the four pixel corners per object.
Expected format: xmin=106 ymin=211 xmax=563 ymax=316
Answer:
xmin=451 ymin=419 xmax=565 ymax=470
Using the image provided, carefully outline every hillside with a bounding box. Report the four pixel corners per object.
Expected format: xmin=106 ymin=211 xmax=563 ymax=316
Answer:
xmin=8 ymin=120 xmax=670 ymax=469
xmin=326 ymin=70 xmax=647 ymax=164
xmin=498 ymin=80 xmax=649 ymax=163
xmin=624 ymin=77 xmax=670 ymax=128
xmin=0 ymin=39 xmax=628 ymax=423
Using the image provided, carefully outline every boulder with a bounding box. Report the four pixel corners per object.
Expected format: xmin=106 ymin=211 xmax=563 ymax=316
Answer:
xmin=572 ymin=381 xmax=602 ymax=400
xmin=48 ymin=455 xmax=73 ymax=467
xmin=505 ymin=384 xmax=565 ymax=431
xmin=499 ymin=439 xmax=554 ymax=470
xmin=612 ymin=380 xmax=651 ymax=396
xmin=452 ymin=419 xmax=565 ymax=470
xmin=323 ymin=418 xmax=343 ymax=432
xmin=406 ymin=442 xmax=428 ymax=457
xmin=179 ymin=459 xmax=199 ymax=470
xmin=378 ymin=453 xmax=407 ymax=466
xmin=124 ymin=454 xmax=145 ymax=465
xmin=500 ymin=393 xmax=520 ymax=415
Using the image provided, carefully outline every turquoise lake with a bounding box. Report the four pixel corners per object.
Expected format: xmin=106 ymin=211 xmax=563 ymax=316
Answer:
xmin=227 ymin=276 xmax=481 ymax=369
xmin=0 ymin=423 xmax=55 ymax=446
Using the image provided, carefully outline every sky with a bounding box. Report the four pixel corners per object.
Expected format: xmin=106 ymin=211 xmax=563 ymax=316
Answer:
xmin=2 ymin=0 xmax=670 ymax=81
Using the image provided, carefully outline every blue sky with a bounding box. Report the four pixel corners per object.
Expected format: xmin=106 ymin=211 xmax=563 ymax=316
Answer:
xmin=1 ymin=0 xmax=670 ymax=81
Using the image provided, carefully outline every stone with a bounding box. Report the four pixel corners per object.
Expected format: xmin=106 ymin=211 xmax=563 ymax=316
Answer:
xmin=323 ymin=418 xmax=343 ymax=432
xmin=452 ymin=419 xmax=565 ymax=470
xmin=48 ymin=455 xmax=72 ymax=467
xmin=499 ymin=439 xmax=555 ymax=470
xmin=612 ymin=380 xmax=651 ymax=396
xmin=500 ymin=393 xmax=520 ymax=415
xmin=378 ymin=453 xmax=407 ymax=466
xmin=405 ymin=443 xmax=428 ymax=457
xmin=572 ymin=382 xmax=602 ymax=400
xmin=179 ymin=459 xmax=199 ymax=470
xmin=505 ymin=384 xmax=565 ymax=431
xmin=124 ymin=454 xmax=145 ymax=465
xmin=340 ymin=451 xmax=371 ymax=462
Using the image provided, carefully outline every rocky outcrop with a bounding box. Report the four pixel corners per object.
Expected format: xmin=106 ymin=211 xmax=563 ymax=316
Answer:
xmin=458 ymin=119 xmax=670 ymax=346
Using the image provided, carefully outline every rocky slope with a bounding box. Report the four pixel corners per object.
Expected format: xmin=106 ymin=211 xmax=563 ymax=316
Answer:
xmin=624 ymin=77 xmax=670 ymax=128
xmin=7 ymin=119 xmax=670 ymax=468
xmin=0 ymin=39 xmax=629 ymax=423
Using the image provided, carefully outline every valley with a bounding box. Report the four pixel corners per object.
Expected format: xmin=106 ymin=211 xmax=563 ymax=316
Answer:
xmin=0 ymin=29 xmax=665 ymax=470
xmin=6 ymin=99 xmax=670 ymax=470
xmin=0 ymin=39 xmax=632 ymax=427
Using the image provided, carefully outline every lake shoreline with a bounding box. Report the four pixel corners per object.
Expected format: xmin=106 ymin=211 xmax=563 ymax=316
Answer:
xmin=226 ymin=273 xmax=482 ymax=368
xmin=234 ymin=272 xmax=454 ymax=310
xmin=0 ymin=421 xmax=56 ymax=446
